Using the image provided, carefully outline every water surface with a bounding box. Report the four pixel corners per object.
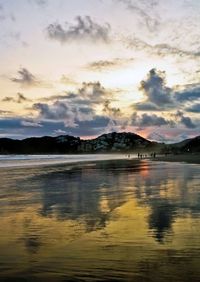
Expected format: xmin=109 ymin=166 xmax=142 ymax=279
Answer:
xmin=0 ymin=159 xmax=200 ymax=281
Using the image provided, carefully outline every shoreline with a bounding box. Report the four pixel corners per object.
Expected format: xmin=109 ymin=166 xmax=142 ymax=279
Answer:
xmin=0 ymin=153 xmax=199 ymax=170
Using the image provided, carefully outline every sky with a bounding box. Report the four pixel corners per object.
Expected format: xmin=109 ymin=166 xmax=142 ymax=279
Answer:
xmin=0 ymin=0 xmax=200 ymax=142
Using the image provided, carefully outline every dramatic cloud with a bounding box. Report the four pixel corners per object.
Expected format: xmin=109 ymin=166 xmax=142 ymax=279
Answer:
xmin=138 ymin=68 xmax=172 ymax=109
xmin=135 ymin=68 xmax=200 ymax=112
xmin=33 ymin=101 xmax=77 ymax=127
xmin=46 ymin=16 xmax=111 ymax=43
xmin=32 ymin=81 xmax=119 ymax=133
xmin=33 ymin=99 xmax=95 ymax=128
xmin=11 ymin=68 xmax=41 ymax=87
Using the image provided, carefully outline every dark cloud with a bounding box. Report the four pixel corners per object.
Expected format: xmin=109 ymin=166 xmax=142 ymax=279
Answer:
xmin=31 ymin=81 xmax=118 ymax=134
xmin=0 ymin=116 xmax=110 ymax=139
xmin=186 ymin=103 xmax=200 ymax=113
xmin=46 ymin=16 xmax=111 ymax=43
xmin=175 ymin=85 xmax=200 ymax=102
xmin=11 ymin=68 xmax=40 ymax=87
xmin=135 ymin=68 xmax=200 ymax=112
xmin=33 ymin=102 xmax=75 ymax=126
xmin=33 ymin=100 xmax=95 ymax=128
xmin=134 ymin=102 xmax=159 ymax=111
xmin=132 ymin=112 xmax=172 ymax=127
xmin=181 ymin=116 xmax=196 ymax=129
xmin=139 ymin=68 xmax=173 ymax=107
xmin=175 ymin=111 xmax=196 ymax=129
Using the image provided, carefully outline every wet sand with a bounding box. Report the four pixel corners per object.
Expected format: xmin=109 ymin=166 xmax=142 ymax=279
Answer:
xmin=152 ymin=153 xmax=200 ymax=164
xmin=0 ymin=158 xmax=200 ymax=281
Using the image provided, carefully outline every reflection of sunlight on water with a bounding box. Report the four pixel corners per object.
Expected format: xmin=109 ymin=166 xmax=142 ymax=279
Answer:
xmin=0 ymin=160 xmax=200 ymax=281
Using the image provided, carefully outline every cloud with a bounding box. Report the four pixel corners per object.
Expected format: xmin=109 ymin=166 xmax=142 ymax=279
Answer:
xmin=135 ymin=68 xmax=200 ymax=111
xmin=46 ymin=16 xmax=111 ymax=43
xmin=60 ymin=75 xmax=78 ymax=86
xmin=33 ymin=101 xmax=77 ymax=127
xmin=186 ymin=103 xmax=200 ymax=113
xmin=102 ymin=100 xmax=126 ymax=131
xmin=78 ymin=81 xmax=108 ymax=103
xmin=11 ymin=68 xmax=41 ymax=87
xmin=21 ymin=120 xmax=43 ymax=128
xmin=138 ymin=68 xmax=173 ymax=108
xmin=53 ymin=129 xmax=68 ymax=136
xmin=175 ymin=85 xmax=200 ymax=102
xmin=17 ymin=93 xmax=30 ymax=103
xmin=126 ymin=36 xmax=200 ymax=59
xmin=132 ymin=112 xmax=172 ymax=127
xmin=31 ymin=81 xmax=119 ymax=134
xmin=35 ymin=81 xmax=109 ymax=127
xmin=87 ymin=57 xmax=134 ymax=71
xmin=2 ymin=93 xmax=31 ymax=103
xmin=33 ymin=99 xmax=95 ymax=128
xmin=115 ymin=0 xmax=160 ymax=32
xmin=0 ymin=110 xmax=12 ymax=115
xmin=134 ymin=102 xmax=159 ymax=111
xmin=0 ymin=116 xmax=110 ymax=139
xmin=175 ymin=111 xmax=196 ymax=129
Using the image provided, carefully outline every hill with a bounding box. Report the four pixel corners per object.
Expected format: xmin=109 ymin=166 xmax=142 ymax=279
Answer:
xmin=0 ymin=132 xmax=199 ymax=154
xmin=0 ymin=132 xmax=153 ymax=154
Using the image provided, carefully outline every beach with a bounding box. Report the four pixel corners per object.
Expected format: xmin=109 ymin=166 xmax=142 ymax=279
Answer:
xmin=0 ymin=156 xmax=200 ymax=281
xmin=153 ymin=153 xmax=200 ymax=164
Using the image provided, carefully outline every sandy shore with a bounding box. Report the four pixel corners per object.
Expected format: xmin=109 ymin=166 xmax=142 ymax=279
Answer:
xmin=152 ymin=153 xmax=200 ymax=164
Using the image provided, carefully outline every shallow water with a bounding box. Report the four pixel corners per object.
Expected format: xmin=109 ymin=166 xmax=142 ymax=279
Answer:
xmin=0 ymin=159 xmax=200 ymax=281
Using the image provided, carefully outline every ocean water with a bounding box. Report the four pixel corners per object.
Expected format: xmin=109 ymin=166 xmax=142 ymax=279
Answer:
xmin=0 ymin=154 xmax=129 ymax=167
xmin=0 ymin=159 xmax=200 ymax=281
